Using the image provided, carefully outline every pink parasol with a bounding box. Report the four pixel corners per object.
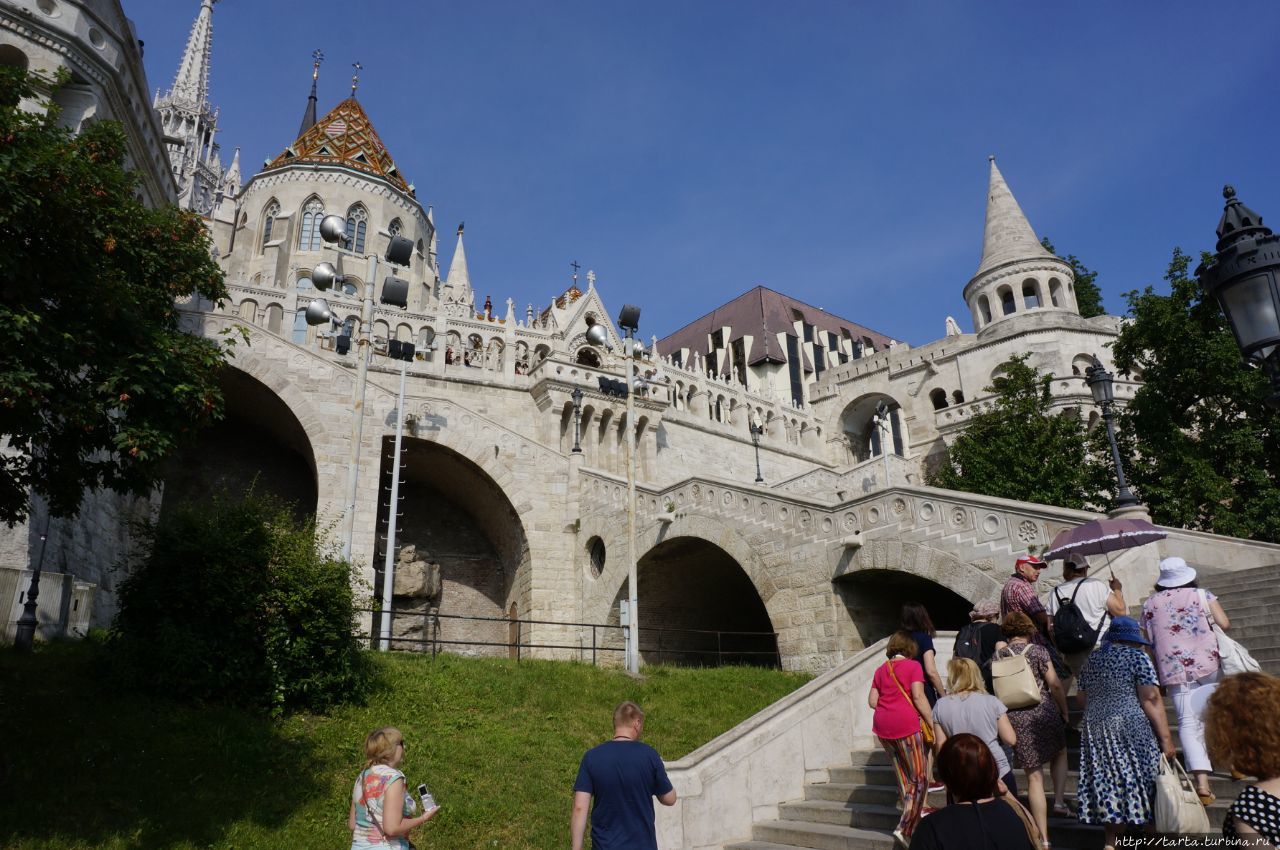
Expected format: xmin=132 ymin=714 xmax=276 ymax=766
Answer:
xmin=1042 ymin=516 xmax=1167 ymax=578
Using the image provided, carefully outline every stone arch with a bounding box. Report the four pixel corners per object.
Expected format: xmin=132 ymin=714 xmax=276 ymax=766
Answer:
xmin=1071 ymin=353 xmax=1095 ymax=376
xmin=237 ymin=298 xmax=258 ymax=323
xmin=576 ymin=347 xmax=601 ymax=368
xmin=1049 ymin=277 xmax=1064 ymax=307
xmin=581 ymin=513 xmax=782 ymax=665
xmin=976 ymin=293 xmax=993 ymax=327
xmin=836 ymin=392 xmax=906 ymax=463
xmin=161 ymin=365 xmax=320 ymax=521
xmin=0 ymin=44 xmax=29 ymax=71
xmin=997 ymin=284 xmax=1017 ymax=316
xmin=929 ymin=388 xmax=949 ymax=410
xmin=375 ymin=437 xmax=533 ymax=656
xmin=1022 ymin=277 xmax=1042 ymax=309
xmin=834 ymin=540 xmax=1004 ymax=648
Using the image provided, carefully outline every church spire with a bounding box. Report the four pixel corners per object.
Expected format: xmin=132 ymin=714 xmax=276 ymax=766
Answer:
xmin=298 ymin=49 xmax=322 ymax=139
xmin=446 ymin=223 xmax=472 ymax=292
xmin=975 ymin=156 xmax=1053 ymax=277
xmin=154 ymin=0 xmax=225 ymax=215
xmin=166 ymin=0 xmax=216 ymax=109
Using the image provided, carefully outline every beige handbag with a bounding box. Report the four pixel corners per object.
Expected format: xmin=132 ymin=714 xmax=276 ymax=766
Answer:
xmin=991 ymin=644 xmax=1041 ymax=709
xmin=1154 ymin=755 xmax=1210 ymax=834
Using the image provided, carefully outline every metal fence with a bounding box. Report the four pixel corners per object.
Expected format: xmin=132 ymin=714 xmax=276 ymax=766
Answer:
xmin=358 ymin=608 xmax=782 ymax=668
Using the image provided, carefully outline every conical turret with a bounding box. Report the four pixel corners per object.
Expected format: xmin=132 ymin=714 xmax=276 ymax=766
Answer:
xmin=976 ymin=156 xmax=1054 ymax=277
xmin=963 ymin=157 xmax=1077 ymax=334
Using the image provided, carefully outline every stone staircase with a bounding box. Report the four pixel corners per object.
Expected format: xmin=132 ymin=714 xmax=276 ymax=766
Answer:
xmin=723 ymin=564 xmax=1280 ymax=850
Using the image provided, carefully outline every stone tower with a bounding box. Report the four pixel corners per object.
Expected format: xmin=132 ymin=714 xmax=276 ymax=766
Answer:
xmin=963 ymin=157 xmax=1077 ymax=334
xmin=153 ymin=0 xmax=231 ymax=215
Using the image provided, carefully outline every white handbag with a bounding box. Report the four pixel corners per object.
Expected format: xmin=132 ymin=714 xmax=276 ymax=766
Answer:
xmin=1154 ymin=755 xmax=1210 ymax=834
xmin=1199 ymin=589 xmax=1261 ymax=675
xmin=991 ymin=644 xmax=1041 ymax=709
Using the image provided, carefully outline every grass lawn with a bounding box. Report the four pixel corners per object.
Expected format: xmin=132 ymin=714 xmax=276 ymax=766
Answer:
xmin=0 ymin=641 xmax=810 ymax=849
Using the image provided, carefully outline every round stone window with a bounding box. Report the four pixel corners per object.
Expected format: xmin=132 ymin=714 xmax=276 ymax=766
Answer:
xmin=587 ymin=537 xmax=606 ymax=579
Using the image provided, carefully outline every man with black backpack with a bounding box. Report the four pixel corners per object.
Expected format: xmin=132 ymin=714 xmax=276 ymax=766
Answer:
xmin=1043 ymin=556 xmax=1127 ymax=692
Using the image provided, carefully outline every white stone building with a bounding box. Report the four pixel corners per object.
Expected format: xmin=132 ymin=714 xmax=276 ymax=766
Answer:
xmin=5 ymin=0 xmax=1277 ymax=665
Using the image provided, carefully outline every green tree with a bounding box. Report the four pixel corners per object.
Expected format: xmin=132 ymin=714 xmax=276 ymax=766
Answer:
xmin=927 ymin=355 xmax=1104 ymax=509
xmin=111 ymin=490 xmax=371 ymax=714
xmin=0 ymin=68 xmax=234 ymax=525
xmin=1042 ymin=236 xmax=1105 ymax=318
xmin=1110 ymin=248 xmax=1280 ymax=542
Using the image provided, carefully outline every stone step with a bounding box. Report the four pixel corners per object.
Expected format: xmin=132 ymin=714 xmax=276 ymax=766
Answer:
xmin=825 ymin=763 xmax=1245 ymax=798
xmin=747 ymin=819 xmax=895 ymax=850
xmin=1205 ymin=572 xmax=1280 ymax=592
xmin=805 ymin=782 xmax=906 ymax=806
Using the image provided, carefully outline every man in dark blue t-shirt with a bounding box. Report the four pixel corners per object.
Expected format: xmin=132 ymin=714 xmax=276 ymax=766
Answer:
xmin=571 ymin=700 xmax=677 ymax=850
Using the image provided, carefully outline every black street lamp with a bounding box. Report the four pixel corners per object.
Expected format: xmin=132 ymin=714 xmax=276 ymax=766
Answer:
xmin=12 ymin=525 xmax=50 ymax=651
xmin=1196 ymin=186 xmax=1280 ymax=408
xmin=570 ymin=386 xmax=583 ymax=454
xmin=1084 ymin=355 xmax=1140 ymax=508
xmin=749 ymin=419 xmax=764 ymax=484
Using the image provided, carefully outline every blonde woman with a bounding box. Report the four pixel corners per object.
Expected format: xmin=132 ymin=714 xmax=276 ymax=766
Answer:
xmin=349 ymin=727 xmax=439 ymax=850
xmin=932 ymin=657 xmax=1019 ymax=796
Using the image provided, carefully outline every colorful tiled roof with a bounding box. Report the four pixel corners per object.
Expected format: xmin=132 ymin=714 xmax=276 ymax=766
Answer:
xmin=265 ymin=98 xmax=412 ymax=195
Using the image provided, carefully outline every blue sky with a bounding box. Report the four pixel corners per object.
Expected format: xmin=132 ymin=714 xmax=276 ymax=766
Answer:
xmin=125 ymin=0 xmax=1280 ymax=345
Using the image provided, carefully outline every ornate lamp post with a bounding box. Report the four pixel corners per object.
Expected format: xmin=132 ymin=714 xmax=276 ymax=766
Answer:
xmin=570 ymin=386 xmax=583 ymax=454
xmin=749 ymin=418 xmax=764 ymax=484
xmin=1084 ymin=355 xmax=1140 ymax=508
xmin=12 ymin=525 xmax=49 ymax=651
xmin=1196 ymin=186 xmax=1280 ymax=408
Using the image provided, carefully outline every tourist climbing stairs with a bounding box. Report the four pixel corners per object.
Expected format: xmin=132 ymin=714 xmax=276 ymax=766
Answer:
xmin=723 ymin=564 xmax=1279 ymax=850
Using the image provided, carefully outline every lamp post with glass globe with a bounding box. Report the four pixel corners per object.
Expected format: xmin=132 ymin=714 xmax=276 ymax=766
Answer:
xmin=1196 ymin=186 xmax=1280 ymax=408
xmin=1084 ymin=354 xmax=1140 ymax=509
xmin=749 ymin=417 xmax=765 ymax=484
xmin=586 ymin=306 xmax=644 ymax=673
xmin=306 ymin=214 xmax=416 ymax=566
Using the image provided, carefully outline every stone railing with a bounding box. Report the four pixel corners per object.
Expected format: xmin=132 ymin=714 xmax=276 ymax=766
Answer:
xmin=655 ymin=632 xmax=956 ymax=850
xmin=771 ymin=453 xmax=920 ymax=501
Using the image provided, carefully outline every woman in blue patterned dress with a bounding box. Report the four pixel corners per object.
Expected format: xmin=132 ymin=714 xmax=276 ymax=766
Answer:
xmin=1075 ymin=617 xmax=1175 ymax=850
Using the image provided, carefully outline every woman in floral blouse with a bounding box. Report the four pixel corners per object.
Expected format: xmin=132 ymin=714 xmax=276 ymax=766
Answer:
xmin=1140 ymin=556 xmax=1232 ymax=805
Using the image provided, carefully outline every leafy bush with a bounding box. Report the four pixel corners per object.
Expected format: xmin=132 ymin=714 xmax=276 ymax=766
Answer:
xmin=110 ymin=491 xmax=371 ymax=714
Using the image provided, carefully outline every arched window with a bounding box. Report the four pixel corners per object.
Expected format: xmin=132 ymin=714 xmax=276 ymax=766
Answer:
xmin=260 ymin=198 xmax=280 ymax=252
xmin=952 ymin=390 xmax=965 ymax=404
xmin=388 ymin=218 xmax=403 ymax=238
xmin=930 ymin=388 xmax=949 ymax=410
xmin=575 ymin=348 xmax=601 ymax=368
xmin=1022 ymin=278 xmax=1041 ymax=309
xmin=998 ymin=285 xmax=1017 ymax=316
xmin=292 ymin=308 xmax=308 ymax=344
xmin=265 ymin=303 xmax=284 ymax=334
xmin=978 ymin=294 xmax=993 ymax=325
xmin=298 ymin=197 xmax=324 ymax=251
xmin=237 ymin=299 xmax=257 ymax=323
xmin=396 ymin=323 xmax=413 ymax=342
xmin=345 ymin=204 xmax=368 ymax=254
xmin=0 ymin=44 xmax=29 ymax=72
xmin=1049 ymin=277 xmax=1064 ymax=307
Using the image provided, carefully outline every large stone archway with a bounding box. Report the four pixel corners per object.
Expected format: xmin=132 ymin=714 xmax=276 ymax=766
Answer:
xmin=161 ymin=366 xmax=318 ymax=520
xmin=578 ymin=513 xmax=786 ymax=667
xmin=374 ymin=437 xmax=531 ymax=655
xmin=833 ymin=538 xmax=1005 ymax=650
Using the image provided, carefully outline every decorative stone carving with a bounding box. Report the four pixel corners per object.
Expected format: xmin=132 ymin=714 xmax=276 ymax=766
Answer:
xmin=1016 ymin=520 xmax=1038 ymax=544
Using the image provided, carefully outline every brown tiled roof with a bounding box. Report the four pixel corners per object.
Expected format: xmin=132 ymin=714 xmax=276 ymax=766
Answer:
xmin=656 ymin=286 xmax=893 ymax=374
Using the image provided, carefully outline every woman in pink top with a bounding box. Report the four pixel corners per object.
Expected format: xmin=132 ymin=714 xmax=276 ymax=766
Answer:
xmin=1140 ymin=556 xmax=1232 ymax=804
xmin=869 ymin=630 xmax=935 ymax=847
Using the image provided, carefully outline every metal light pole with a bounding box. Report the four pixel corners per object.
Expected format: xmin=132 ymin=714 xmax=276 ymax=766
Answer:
xmin=378 ymin=337 xmax=418 ymax=651
xmin=571 ymin=386 xmax=583 ymax=454
xmin=588 ymin=307 xmax=642 ymax=674
xmin=310 ymin=216 xmax=416 ymax=563
xmin=12 ymin=523 xmax=50 ymax=651
xmin=1084 ymin=355 xmax=1140 ymax=508
xmin=750 ymin=419 xmax=764 ymax=484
